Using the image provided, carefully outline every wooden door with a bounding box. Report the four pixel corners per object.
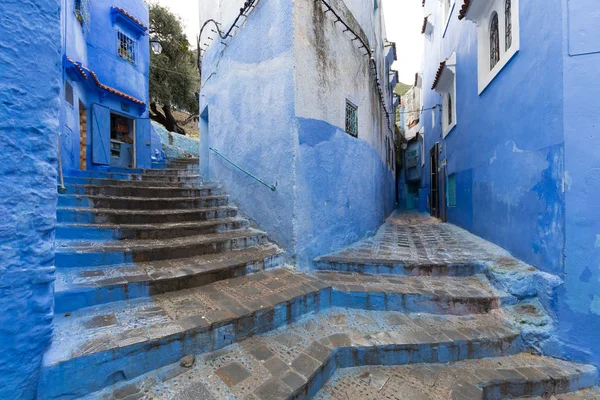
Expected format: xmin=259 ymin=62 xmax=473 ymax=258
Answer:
xmin=79 ymin=101 xmax=87 ymax=170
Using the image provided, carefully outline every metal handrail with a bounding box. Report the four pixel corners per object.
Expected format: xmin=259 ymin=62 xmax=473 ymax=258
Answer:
xmin=209 ymin=147 xmax=276 ymax=191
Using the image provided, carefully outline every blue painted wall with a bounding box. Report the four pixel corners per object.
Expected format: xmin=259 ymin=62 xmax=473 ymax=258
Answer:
xmin=0 ymin=0 xmax=60 ymax=397
xmin=61 ymin=0 xmax=150 ymax=173
xmin=554 ymin=0 xmax=600 ymax=369
xmin=418 ymin=0 xmax=600 ymax=368
xmin=200 ymin=0 xmax=396 ymax=268
xmin=420 ymin=0 xmax=565 ymax=275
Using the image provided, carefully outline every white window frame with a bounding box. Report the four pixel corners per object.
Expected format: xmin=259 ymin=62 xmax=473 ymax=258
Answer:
xmin=466 ymin=0 xmax=520 ymax=94
xmin=434 ymin=53 xmax=457 ymax=137
xmin=442 ymin=0 xmax=456 ymax=37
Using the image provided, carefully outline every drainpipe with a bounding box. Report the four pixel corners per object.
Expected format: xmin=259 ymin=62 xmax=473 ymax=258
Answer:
xmin=57 ymin=0 xmax=68 ymax=194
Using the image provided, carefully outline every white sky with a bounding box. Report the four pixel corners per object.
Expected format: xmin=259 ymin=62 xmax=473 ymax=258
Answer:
xmin=156 ymin=0 xmax=422 ymax=85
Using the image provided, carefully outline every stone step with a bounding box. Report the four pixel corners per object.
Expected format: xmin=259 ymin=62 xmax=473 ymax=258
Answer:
xmin=142 ymin=168 xmax=200 ymax=176
xmin=57 ymin=194 xmax=229 ymax=210
xmin=514 ymin=386 xmax=600 ymax=399
xmin=57 ymin=205 xmax=238 ymax=225
xmin=316 ymin=271 xmax=512 ymax=315
xmin=38 ymin=268 xmax=331 ymax=399
xmin=64 ymin=183 xmax=223 ymax=198
xmin=54 ymin=244 xmax=284 ymax=313
xmin=80 ymin=308 xmax=523 ymax=400
xmin=314 ymin=254 xmax=482 ymax=276
xmin=55 ymin=228 xmax=268 ymax=267
xmin=56 ymin=217 xmax=249 ymax=241
xmin=315 ymin=354 xmax=598 ymax=400
xmin=64 ymin=176 xmax=207 ymax=188
xmin=67 ymin=170 xmax=200 ymax=182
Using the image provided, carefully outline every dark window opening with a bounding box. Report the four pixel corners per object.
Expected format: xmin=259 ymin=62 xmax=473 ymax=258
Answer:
xmin=345 ymin=100 xmax=358 ymax=137
xmin=447 ymin=93 xmax=453 ymax=125
xmin=505 ymin=0 xmax=512 ymax=51
xmin=65 ymin=82 xmax=74 ymax=106
xmin=75 ymin=0 xmax=83 ymax=25
xmin=117 ymin=31 xmax=136 ymax=64
xmin=490 ymin=12 xmax=500 ymax=70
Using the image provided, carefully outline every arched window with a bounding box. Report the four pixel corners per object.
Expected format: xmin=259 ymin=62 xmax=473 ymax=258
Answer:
xmin=489 ymin=12 xmax=500 ymax=70
xmin=505 ymin=0 xmax=512 ymax=50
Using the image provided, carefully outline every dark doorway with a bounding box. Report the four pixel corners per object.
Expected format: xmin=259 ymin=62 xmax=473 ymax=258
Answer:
xmin=79 ymin=101 xmax=87 ymax=170
xmin=430 ymin=143 xmax=440 ymax=218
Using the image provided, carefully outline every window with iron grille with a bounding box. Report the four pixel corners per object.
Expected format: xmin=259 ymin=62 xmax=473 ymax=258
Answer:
xmin=65 ymin=82 xmax=74 ymax=106
xmin=489 ymin=12 xmax=500 ymax=70
xmin=345 ymin=100 xmax=358 ymax=137
xmin=505 ymin=0 xmax=512 ymax=51
xmin=117 ymin=31 xmax=136 ymax=64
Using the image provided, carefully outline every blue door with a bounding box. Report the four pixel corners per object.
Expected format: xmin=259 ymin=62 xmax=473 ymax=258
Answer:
xmin=91 ymin=104 xmax=110 ymax=165
xmin=135 ymin=118 xmax=151 ymax=169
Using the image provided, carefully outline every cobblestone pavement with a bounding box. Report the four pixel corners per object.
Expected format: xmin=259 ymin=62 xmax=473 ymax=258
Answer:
xmin=314 ymin=354 xmax=598 ymax=400
xmin=84 ymin=307 xmax=519 ymax=400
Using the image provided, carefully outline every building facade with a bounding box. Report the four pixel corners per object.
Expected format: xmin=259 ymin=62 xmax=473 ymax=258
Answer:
xmin=199 ymin=0 xmax=398 ymax=268
xmin=60 ymin=0 xmax=151 ymax=173
xmin=417 ymin=0 xmax=600 ymax=367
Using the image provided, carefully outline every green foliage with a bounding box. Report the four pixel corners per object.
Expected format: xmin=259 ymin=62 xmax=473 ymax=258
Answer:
xmin=149 ymin=3 xmax=199 ymax=114
xmin=395 ymin=82 xmax=412 ymax=97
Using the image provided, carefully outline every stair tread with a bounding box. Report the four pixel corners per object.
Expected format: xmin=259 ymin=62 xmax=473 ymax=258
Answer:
xmin=82 ymin=308 xmax=522 ymax=400
xmin=57 ymin=217 xmax=245 ymax=230
xmin=514 ymin=387 xmax=600 ymax=399
xmin=44 ymin=268 xmax=327 ymax=367
xmin=55 ymin=244 xmax=282 ymax=293
xmin=56 ymin=228 xmax=266 ymax=253
xmin=315 ymin=271 xmax=509 ymax=299
xmin=57 ymin=205 xmax=237 ymax=215
xmin=60 ymin=193 xmax=228 ymax=201
xmin=315 ymin=354 xmax=598 ymax=400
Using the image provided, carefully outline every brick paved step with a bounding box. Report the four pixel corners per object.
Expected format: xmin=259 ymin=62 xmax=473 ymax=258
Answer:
xmin=55 ymin=228 xmax=268 ymax=268
xmin=317 ymin=271 xmax=513 ymax=315
xmin=315 ymin=354 xmax=598 ymax=400
xmin=56 ymin=217 xmax=249 ymax=241
xmin=64 ymin=173 xmax=202 ymax=185
xmin=64 ymin=176 xmax=207 ymax=188
xmin=58 ymin=193 xmax=229 ymax=210
xmin=54 ymin=244 xmax=284 ymax=313
xmin=57 ymin=205 xmax=238 ymax=225
xmin=38 ymin=268 xmax=331 ymax=399
xmin=82 ymin=308 xmax=522 ymax=400
xmin=64 ymin=183 xmax=222 ymax=197
xmin=314 ymin=255 xmax=482 ymax=276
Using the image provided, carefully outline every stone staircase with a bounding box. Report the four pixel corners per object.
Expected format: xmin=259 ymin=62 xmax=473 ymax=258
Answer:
xmin=37 ymin=167 xmax=599 ymax=399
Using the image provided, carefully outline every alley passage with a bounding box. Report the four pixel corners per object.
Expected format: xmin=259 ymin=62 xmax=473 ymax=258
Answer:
xmin=34 ymin=159 xmax=599 ymax=399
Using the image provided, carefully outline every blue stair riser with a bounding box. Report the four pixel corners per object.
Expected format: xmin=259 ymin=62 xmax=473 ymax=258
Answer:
xmin=65 ymin=168 xmax=144 ymax=178
xmin=57 ymin=196 xmax=229 ymax=210
xmin=314 ymin=260 xmax=484 ymax=277
xmin=332 ymin=290 xmax=502 ymax=315
xmin=54 ymin=253 xmax=285 ymax=314
xmin=142 ymin=169 xmax=200 ymax=177
xmin=64 ymin=185 xmax=222 ymax=198
xmin=63 ymin=177 xmax=203 ymax=188
xmin=56 ymin=220 xmax=248 ymax=241
xmin=57 ymin=207 xmax=238 ymax=225
xmin=55 ymin=234 xmax=269 ymax=268
xmin=38 ymin=289 xmax=333 ymax=400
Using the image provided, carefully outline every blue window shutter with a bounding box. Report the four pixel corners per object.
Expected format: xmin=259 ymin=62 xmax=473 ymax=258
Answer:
xmin=91 ymin=103 xmax=110 ymax=165
xmin=135 ymin=118 xmax=151 ymax=169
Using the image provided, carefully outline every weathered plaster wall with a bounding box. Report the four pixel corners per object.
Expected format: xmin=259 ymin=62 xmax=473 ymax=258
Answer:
xmin=200 ymin=0 xmax=396 ymax=267
xmin=293 ymin=0 xmax=396 ymax=267
xmin=0 ymin=0 xmax=60 ymax=397
xmin=555 ymin=0 xmax=600 ymax=368
xmin=152 ymin=121 xmax=199 ymax=159
xmin=420 ymin=0 xmax=565 ymax=276
xmin=200 ymin=0 xmax=297 ymax=253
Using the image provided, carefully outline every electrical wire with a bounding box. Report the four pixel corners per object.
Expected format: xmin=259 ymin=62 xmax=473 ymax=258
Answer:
xmin=398 ymin=105 xmax=440 ymax=114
